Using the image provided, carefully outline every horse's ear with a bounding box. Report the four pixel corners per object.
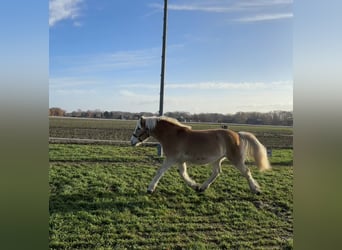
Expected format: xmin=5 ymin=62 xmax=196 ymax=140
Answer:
xmin=140 ymin=116 xmax=146 ymax=127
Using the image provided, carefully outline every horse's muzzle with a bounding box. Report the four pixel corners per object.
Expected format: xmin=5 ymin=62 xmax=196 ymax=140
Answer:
xmin=130 ymin=135 xmax=140 ymax=146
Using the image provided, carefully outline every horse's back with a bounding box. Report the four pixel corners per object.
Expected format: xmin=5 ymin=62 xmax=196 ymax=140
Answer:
xmin=187 ymin=129 xmax=239 ymax=144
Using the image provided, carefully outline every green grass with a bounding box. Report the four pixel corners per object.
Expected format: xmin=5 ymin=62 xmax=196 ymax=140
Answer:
xmin=50 ymin=144 xmax=293 ymax=249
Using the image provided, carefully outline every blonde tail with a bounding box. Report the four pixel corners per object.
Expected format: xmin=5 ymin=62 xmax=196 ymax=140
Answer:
xmin=238 ymin=132 xmax=271 ymax=171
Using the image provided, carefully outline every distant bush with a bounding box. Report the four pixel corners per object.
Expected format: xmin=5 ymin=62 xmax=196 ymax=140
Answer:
xmin=49 ymin=108 xmax=293 ymax=126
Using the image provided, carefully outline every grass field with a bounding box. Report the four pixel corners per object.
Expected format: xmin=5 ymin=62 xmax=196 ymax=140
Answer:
xmin=49 ymin=117 xmax=293 ymax=249
xmin=49 ymin=145 xmax=293 ymax=249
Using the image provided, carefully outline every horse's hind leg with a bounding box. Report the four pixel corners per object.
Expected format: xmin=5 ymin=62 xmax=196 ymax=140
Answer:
xmin=147 ymin=158 xmax=174 ymax=193
xmin=178 ymin=162 xmax=201 ymax=191
xmin=234 ymin=161 xmax=261 ymax=194
xmin=198 ymin=158 xmax=224 ymax=192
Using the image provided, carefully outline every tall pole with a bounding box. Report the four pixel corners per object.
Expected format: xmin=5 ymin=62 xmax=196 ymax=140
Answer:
xmin=157 ymin=0 xmax=168 ymax=157
xmin=159 ymin=0 xmax=168 ymax=117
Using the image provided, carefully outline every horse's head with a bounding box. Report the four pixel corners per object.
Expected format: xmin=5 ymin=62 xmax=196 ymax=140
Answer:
xmin=130 ymin=116 xmax=151 ymax=146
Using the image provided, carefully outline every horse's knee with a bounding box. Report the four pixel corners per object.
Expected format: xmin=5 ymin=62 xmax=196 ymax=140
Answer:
xmin=234 ymin=163 xmax=249 ymax=176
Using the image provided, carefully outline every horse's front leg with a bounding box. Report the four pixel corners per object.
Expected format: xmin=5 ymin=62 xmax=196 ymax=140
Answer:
xmin=147 ymin=158 xmax=174 ymax=193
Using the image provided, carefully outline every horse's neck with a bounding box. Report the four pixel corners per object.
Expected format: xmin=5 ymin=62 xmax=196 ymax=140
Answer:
xmin=150 ymin=121 xmax=175 ymax=144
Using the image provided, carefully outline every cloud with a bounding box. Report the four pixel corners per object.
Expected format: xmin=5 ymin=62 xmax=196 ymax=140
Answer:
xmin=119 ymin=90 xmax=137 ymax=97
xmin=49 ymin=80 xmax=292 ymax=113
xmin=163 ymin=92 xmax=292 ymax=114
xmin=54 ymin=89 xmax=96 ymax=95
xmin=49 ymin=0 xmax=83 ymax=27
xmin=49 ymin=77 xmax=98 ymax=96
xmin=235 ymin=13 xmax=293 ymax=22
xmin=49 ymin=77 xmax=100 ymax=88
xmin=122 ymin=81 xmax=292 ymax=91
xmin=149 ymin=3 xmax=238 ymax=13
xmin=119 ymin=90 xmax=159 ymax=107
xmin=148 ymin=0 xmax=293 ymax=23
xmin=149 ymin=2 xmax=239 ymax=13
xmin=51 ymin=48 xmax=160 ymax=74
xmin=149 ymin=0 xmax=292 ymax=13
xmin=237 ymin=102 xmax=293 ymax=110
xmin=236 ymin=0 xmax=293 ymax=8
xmin=167 ymin=82 xmax=269 ymax=90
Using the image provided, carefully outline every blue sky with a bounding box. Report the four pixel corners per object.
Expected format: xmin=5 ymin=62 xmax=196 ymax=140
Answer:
xmin=49 ymin=0 xmax=293 ymax=114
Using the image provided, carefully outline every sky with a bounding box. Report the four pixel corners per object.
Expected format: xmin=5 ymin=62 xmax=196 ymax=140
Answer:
xmin=49 ymin=0 xmax=293 ymax=114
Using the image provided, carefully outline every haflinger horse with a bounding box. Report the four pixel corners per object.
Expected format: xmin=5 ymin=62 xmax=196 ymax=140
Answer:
xmin=130 ymin=116 xmax=271 ymax=194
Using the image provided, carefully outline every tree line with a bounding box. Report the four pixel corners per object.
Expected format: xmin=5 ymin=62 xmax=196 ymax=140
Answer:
xmin=49 ymin=107 xmax=293 ymax=126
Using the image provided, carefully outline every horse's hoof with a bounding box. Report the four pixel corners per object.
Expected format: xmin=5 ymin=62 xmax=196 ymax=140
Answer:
xmin=253 ymin=189 xmax=261 ymax=195
xmin=147 ymin=189 xmax=154 ymax=194
xmin=195 ymin=186 xmax=206 ymax=193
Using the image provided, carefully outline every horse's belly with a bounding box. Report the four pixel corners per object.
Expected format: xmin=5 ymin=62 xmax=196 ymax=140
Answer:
xmin=181 ymin=151 xmax=224 ymax=164
xmin=188 ymin=157 xmax=221 ymax=165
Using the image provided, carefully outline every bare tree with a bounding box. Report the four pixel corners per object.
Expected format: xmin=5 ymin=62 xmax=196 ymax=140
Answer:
xmin=49 ymin=107 xmax=65 ymax=116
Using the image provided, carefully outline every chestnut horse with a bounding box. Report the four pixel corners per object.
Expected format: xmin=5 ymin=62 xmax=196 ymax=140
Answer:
xmin=130 ymin=116 xmax=271 ymax=194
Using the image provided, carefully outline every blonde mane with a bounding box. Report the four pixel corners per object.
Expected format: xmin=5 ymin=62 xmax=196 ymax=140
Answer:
xmin=159 ymin=116 xmax=192 ymax=129
xmin=144 ymin=116 xmax=192 ymax=130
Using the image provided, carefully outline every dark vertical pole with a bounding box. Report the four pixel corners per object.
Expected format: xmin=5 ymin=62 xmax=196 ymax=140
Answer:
xmin=158 ymin=0 xmax=168 ymax=156
xmin=159 ymin=0 xmax=168 ymax=117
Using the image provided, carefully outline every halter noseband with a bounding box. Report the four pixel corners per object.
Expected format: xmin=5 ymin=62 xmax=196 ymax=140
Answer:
xmin=132 ymin=133 xmax=143 ymax=142
xmin=132 ymin=128 xmax=150 ymax=142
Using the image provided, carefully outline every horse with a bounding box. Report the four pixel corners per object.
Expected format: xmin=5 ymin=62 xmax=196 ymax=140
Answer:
xmin=130 ymin=116 xmax=271 ymax=194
